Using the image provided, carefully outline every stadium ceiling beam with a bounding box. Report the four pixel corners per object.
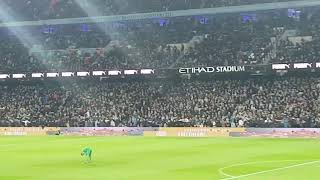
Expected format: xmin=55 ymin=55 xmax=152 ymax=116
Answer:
xmin=0 ymin=0 xmax=319 ymax=27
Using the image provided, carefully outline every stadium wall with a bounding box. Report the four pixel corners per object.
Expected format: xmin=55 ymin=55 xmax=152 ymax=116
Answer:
xmin=1 ymin=127 xmax=320 ymax=138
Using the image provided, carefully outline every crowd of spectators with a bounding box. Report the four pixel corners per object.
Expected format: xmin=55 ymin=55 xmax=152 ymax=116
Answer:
xmin=175 ymin=21 xmax=273 ymax=67
xmin=1 ymin=1 xmax=320 ymax=129
xmin=3 ymin=8 xmax=320 ymax=73
xmin=0 ymin=12 xmax=276 ymax=72
xmin=0 ymin=1 xmax=319 ymax=74
xmin=0 ymin=5 xmax=319 ymax=72
xmin=270 ymin=6 xmax=320 ymax=63
xmin=0 ymin=77 xmax=319 ymax=128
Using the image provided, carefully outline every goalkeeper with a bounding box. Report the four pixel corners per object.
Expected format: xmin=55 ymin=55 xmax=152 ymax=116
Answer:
xmin=81 ymin=147 xmax=93 ymax=163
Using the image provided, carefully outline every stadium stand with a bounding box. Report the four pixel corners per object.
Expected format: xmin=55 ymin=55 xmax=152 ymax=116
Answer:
xmin=0 ymin=77 xmax=319 ymax=128
xmin=2 ymin=6 xmax=320 ymax=72
xmin=0 ymin=1 xmax=319 ymax=129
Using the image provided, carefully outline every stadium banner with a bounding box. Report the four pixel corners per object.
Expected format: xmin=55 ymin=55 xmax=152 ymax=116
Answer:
xmin=230 ymin=128 xmax=320 ymax=138
xmin=178 ymin=66 xmax=246 ymax=74
xmin=144 ymin=128 xmax=245 ymax=137
xmin=0 ymin=127 xmax=60 ymax=136
xmin=5 ymin=62 xmax=320 ymax=80
xmin=59 ymin=127 xmax=159 ymax=136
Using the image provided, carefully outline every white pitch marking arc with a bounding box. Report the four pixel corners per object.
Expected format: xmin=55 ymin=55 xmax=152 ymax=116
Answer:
xmin=219 ymin=159 xmax=320 ymax=180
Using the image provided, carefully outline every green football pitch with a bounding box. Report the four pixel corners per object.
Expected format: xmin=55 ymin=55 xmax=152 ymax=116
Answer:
xmin=1 ymin=136 xmax=320 ymax=180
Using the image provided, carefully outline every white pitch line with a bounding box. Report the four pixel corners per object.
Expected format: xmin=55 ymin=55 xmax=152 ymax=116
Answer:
xmin=220 ymin=160 xmax=320 ymax=180
xmin=219 ymin=170 xmax=235 ymax=178
xmin=0 ymin=137 xmax=109 ymax=151
xmin=219 ymin=159 xmax=312 ymax=178
xmin=0 ymin=137 xmax=109 ymax=147
xmin=0 ymin=143 xmax=18 ymax=147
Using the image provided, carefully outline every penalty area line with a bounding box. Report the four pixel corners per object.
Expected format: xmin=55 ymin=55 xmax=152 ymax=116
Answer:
xmin=220 ymin=160 xmax=320 ymax=180
xmin=219 ymin=160 xmax=313 ymax=179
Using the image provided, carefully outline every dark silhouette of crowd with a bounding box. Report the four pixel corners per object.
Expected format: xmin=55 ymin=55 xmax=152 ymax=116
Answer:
xmin=0 ymin=77 xmax=319 ymax=128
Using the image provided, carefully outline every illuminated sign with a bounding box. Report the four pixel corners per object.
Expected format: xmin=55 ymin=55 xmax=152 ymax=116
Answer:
xmin=141 ymin=69 xmax=155 ymax=74
xmin=124 ymin=70 xmax=138 ymax=75
xmin=293 ymin=63 xmax=312 ymax=69
xmin=92 ymin=71 xmax=106 ymax=76
xmin=47 ymin=73 xmax=59 ymax=77
xmin=108 ymin=70 xmax=121 ymax=76
xmin=77 ymin=72 xmax=89 ymax=77
xmin=61 ymin=72 xmax=74 ymax=77
xmin=272 ymin=64 xmax=290 ymax=70
xmin=32 ymin=73 xmax=44 ymax=78
xmin=12 ymin=74 xmax=26 ymax=79
xmin=179 ymin=66 xmax=245 ymax=74
xmin=0 ymin=74 xmax=9 ymax=79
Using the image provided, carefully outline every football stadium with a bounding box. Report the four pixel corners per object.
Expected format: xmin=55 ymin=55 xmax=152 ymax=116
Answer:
xmin=1 ymin=0 xmax=320 ymax=179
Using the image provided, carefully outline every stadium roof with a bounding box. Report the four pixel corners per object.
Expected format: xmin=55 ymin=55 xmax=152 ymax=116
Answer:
xmin=0 ymin=0 xmax=319 ymax=27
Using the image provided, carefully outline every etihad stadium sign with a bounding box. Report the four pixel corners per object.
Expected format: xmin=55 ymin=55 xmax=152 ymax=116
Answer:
xmin=178 ymin=66 xmax=245 ymax=74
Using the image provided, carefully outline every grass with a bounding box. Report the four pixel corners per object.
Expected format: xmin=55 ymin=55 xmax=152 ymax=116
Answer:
xmin=0 ymin=136 xmax=320 ymax=180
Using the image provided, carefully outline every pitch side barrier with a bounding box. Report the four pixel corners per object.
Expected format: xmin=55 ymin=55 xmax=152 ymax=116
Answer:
xmin=38 ymin=127 xmax=246 ymax=137
xmin=1 ymin=127 xmax=320 ymax=138
xmin=230 ymin=128 xmax=320 ymax=138
xmin=0 ymin=127 xmax=60 ymax=136
xmin=0 ymin=127 xmax=245 ymax=137
xmin=59 ymin=127 xmax=320 ymax=138
xmin=143 ymin=127 xmax=245 ymax=137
